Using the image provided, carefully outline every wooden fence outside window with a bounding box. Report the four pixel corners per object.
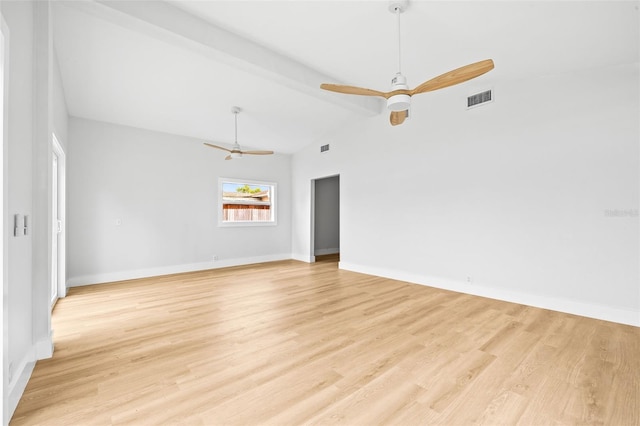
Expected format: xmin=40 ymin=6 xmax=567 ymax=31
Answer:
xmin=223 ymin=204 xmax=271 ymax=222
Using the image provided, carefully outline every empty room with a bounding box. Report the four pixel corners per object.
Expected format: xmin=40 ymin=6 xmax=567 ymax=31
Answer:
xmin=1 ymin=0 xmax=638 ymax=424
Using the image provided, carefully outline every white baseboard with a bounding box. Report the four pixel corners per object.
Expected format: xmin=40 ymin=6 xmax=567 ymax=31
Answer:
xmin=66 ymin=254 xmax=293 ymax=287
xmin=7 ymin=333 xmax=53 ymax=421
xmin=291 ymin=253 xmax=314 ymax=263
xmin=66 ymin=256 xmax=639 ymax=325
xmin=8 ymin=350 xmax=36 ymax=420
xmin=339 ymin=262 xmax=640 ymax=327
xmin=314 ymin=248 xmax=340 ymax=256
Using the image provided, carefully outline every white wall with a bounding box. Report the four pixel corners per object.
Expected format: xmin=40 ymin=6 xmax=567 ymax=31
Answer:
xmin=1 ymin=0 xmax=66 ymax=420
xmin=1 ymin=1 xmax=67 ymax=420
xmin=314 ymin=175 xmax=339 ymax=255
xmin=292 ymin=63 xmax=639 ymax=326
xmin=67 ymin=117 xmax=291 ymax=285
xmin=2 ymin=2 xmax=36 ymax=417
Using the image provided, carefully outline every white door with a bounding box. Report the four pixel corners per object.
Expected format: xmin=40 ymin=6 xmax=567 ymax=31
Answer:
xmin=51 ymin=152 xmax=59 ymax=307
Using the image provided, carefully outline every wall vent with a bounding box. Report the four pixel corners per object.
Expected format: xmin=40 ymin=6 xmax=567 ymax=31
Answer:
xmin=320 ymin=144 xmax=330 ymax=153
xmin=467 ymin=89 xmax=493 ymax=108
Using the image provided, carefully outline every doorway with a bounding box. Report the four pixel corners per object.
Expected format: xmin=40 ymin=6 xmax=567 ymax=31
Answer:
xmin=311 ymin=175 xmax=340 ymax=262
xmin=51 ymin=134 xmax=66 ymax=308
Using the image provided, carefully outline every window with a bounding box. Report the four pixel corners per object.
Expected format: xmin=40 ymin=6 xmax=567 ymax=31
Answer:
xmin=218 ymin=178 xmax=277 ymax=226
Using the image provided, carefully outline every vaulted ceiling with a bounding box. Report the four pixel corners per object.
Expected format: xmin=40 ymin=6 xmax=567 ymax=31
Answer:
xmin=53 ymin=1 xmax=639 ymax=154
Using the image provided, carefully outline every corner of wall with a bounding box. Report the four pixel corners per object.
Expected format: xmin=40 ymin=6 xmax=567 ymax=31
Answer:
xmin=35 ymin=331 xmax=53 ymax=360
xmin=291 ymin=253 xmax=313 ymax=263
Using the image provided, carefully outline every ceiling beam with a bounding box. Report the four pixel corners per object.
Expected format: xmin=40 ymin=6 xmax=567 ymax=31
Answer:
xmin=62 ymin=0 xmax=383 ymax=116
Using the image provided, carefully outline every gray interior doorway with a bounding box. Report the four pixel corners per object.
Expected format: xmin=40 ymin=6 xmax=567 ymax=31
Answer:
xmin=312 ymin=175 xmax=340 ymax=261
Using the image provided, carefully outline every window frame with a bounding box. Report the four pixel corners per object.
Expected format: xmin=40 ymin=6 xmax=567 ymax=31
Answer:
xmin=218 ymin=177 xmax=277 ymax=227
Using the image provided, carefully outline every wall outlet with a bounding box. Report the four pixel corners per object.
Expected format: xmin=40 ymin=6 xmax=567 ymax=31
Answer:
xmin=212 ymin=255 xmax=218 ymax=261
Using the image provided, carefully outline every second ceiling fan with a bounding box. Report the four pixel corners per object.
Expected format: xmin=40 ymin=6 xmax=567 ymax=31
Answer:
xmin=320 ymin=1 xmax=495 ymax=126
xmin=204 ymin=107 xmax=274 ymax=160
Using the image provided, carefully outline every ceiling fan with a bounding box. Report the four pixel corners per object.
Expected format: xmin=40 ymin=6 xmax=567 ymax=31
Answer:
xmin=204 ymin=107 xmax=274 ymax=160
xmin=320 ymin=0 xmax=494 ymax=126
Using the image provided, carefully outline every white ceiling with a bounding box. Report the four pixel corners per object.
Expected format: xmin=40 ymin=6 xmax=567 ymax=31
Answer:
xmin=53 ymin=1 xmax=639 ymax=154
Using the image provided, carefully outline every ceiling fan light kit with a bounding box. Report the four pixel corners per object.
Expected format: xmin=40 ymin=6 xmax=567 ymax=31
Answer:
xmin=387 ymin=73 xmax=411 ymax=111
xmin=320 ymin=0 xmax=494 ymax=126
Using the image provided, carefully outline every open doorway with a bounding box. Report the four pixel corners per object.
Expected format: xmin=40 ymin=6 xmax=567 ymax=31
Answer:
xmin=311 ymin=175 xmax=340 ymax=262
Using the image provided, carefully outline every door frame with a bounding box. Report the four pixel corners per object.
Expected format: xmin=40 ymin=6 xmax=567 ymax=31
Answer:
xmin=51 ymin=149 xmax=58 ymax=306
xmin=51 ymin=134 xmax=66 ymax=300
xmin=310 ymin=174 xmax=340 ymax=262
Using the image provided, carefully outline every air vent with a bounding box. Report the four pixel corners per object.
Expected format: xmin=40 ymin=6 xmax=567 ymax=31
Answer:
xmin=467 ymin=89 xmax=493 ymax=108
xmin=320 ymin=144 xmax=330 ymax=153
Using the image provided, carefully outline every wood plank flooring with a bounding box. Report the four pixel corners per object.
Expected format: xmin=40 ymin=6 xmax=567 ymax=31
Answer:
xmin=12 ymin=259 xmax=640 ymax=425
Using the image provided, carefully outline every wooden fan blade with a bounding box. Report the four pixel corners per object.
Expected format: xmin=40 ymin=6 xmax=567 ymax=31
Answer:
xmin=204 ymin=143 xmax=232 ymax=153
xmin=390 ymin=110 xmax=408 ymax=126
xmin=242 ymin=150 xmax=274 ymax=155
xmin=225 ymin=155 xmax=232 ymax=160
xmin=321 ymin=83 xmax=389 ymax=98
xmin=411 ymin=59 xmax=495 ymax=95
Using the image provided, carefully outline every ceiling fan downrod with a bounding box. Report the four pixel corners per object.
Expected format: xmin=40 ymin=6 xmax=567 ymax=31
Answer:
xmin=395 ymin=4 xmax=402 ymax=74
xmin=231 ymin=106 xmax=242 ymax=158
xmin=387 ymin=0 xmax=410 ymax=111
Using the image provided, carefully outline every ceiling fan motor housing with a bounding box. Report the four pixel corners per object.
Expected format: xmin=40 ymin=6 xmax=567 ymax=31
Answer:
xmin=387 ymin=73 xmax=411 ymax=111
xmin=231 ymin=143 xmax=243 ymax=159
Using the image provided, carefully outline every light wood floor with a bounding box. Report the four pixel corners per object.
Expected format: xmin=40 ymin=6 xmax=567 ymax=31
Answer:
xmin=12 ymin=260 xmax=640 ymax=425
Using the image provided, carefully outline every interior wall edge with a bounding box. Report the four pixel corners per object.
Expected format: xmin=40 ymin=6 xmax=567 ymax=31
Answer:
xmin=34 ymin=331 xmax=53 ymax=360
xmin=291 ymin=253 xmax=314 ymax=263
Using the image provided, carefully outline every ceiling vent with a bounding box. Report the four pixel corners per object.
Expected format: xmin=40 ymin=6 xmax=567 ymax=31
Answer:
xmin=320 ymin=144 xmax=330 ymax=153
xmin=467 ymin=89 xmax=493 ymax=109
